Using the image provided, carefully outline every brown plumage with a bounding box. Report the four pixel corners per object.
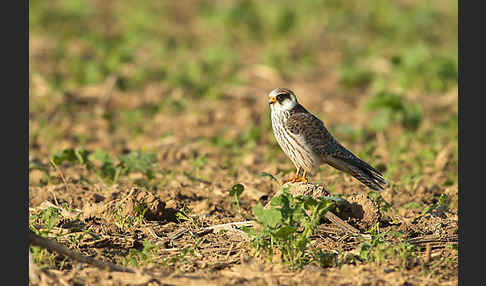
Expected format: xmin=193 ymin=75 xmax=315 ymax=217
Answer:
xmin=268 ymin=88 xmax=387 ymax=191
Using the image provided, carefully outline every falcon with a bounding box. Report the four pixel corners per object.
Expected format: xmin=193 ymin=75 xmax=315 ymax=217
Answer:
xmin=268 ymin=88 xmax=387 ymax=191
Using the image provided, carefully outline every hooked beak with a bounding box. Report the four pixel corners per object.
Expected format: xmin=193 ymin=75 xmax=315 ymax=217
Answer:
xmin=268 ymin=97 xmax=277 ymax=105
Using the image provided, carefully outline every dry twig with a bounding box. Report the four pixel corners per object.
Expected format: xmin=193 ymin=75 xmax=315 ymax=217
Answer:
xmin=29 ymin=230 xmax=135 ymax=273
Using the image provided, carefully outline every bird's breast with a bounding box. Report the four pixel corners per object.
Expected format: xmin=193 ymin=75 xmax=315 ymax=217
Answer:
xmin=270 ymin=111 xmax=320 ymax=172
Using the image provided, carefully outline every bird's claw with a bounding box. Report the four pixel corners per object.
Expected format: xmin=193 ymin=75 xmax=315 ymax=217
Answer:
xmin=282 ymin=176 xmax=308 ymax=184
xmin=295 ymin=176 xmax=308 ymax=183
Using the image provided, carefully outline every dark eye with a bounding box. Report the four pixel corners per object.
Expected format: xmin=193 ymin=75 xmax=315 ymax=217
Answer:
xmin=276 ymin=93 xmax=288 ymax=102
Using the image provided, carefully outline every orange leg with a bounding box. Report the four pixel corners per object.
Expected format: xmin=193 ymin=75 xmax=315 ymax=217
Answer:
xmin=294 ymin=170 xmax=308 ymax=183
xmin=302 ymin=170 xmax=309 ymax=182
xmin=295 ymin=167 xmax=303 ymax=181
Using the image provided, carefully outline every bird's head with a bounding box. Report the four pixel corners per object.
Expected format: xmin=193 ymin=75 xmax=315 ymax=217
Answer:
xmin=268 ymin=88 xmax=298 ymax=112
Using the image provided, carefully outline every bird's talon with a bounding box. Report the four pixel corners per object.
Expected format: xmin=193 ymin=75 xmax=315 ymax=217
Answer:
xmin=282 ymin=176 xmax=308 ymax=184
xmin=282 ymin=176 xmax=299 ymax=184
xmin=294 ymin=177 xmax=308 ymax=183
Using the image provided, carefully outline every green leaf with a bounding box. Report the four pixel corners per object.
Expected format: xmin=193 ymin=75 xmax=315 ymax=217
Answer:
xmin=261 ymin=172 xmax=279 ymax=184
xmin=322 ymin=195 xmax=345 ymax=204
xmin=403 ymin=202 xmax=421 ymax=209
xmin=253 ymin=203 xmax=282 ymax=228
xmin=269 ymin=195 xmax=283 ymax=207
xmin=317 ymin=199 xmax=334 ymax=213
xmin=229 ymin=183 xmax=245 ymax=197
xmin=119 ymin=151 xmax=157 ymax=179
xmin=75 ymin=149 xmax=89 ymax=164
xmin=360 ymin=242 xmax=371 ymax=261
xmin=302 ymin=196 xmax=318 ymax=209
xmin=420 ymin=205 xmax=435 ymax=215
xmin=241 ymin=225 xmax=256 ymax=237
xmin=274 ymin=226 xmax=297 ymax=239
xmin=89 ymin=149 xmax=114 ymax=164
xmin=52 ymin=148 xmax=89 ymax=165
xmin=252 ymin=203 xmax=265 ymax=222
xmin=262 ymin=208 xmax=282 ymax=228
xmin=52 ymin=149 xmax=76 ymax=165
xmin=438 ymin=193 xmax=449 ymax=206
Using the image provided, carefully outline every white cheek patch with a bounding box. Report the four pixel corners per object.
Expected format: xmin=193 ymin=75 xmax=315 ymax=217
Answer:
xmin=279 ymin=100 xmax=296 ymax=111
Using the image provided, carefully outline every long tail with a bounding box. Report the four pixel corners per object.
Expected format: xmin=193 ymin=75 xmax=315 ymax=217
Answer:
xmin=326 ymin=153 xmax=387 ymax=191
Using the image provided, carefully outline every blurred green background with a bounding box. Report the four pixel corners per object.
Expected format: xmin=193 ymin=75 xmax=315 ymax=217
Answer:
xmin=29 ymin=0 xmax=457 ymax=95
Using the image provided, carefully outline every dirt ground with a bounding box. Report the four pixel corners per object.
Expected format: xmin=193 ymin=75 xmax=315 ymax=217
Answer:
xmin=28 ymin=68 xmax=458 ymax=285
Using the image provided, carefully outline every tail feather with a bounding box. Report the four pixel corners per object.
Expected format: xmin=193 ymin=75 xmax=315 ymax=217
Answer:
xmin=325 ymin=155 xmax=387 ymax=191
xmin=345 ymin=159 xmax=387 ymax=191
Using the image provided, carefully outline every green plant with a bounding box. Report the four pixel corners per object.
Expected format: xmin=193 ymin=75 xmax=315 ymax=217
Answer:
xmin=175 ymin=206 xmax=197 ymax=227
xmin=88 ymin=149 xmax=121 ymax=184
xmin=50 ymin=148 xmax=158 ymax=186
xmin=229 ymin=183 xmax=245 ymax=213
xmin=367 ymin=191 xmax=392 ymax=213
xmin=52 ymin=148 xmax=91 ymax=167
xmin=29 ymin=207 xmax=63 ymax=236
xmin=402 ymin=201 xmax=421 ymax=210
xmin=112 ymin=200 xmax=149 ymax=230
xmin=162 ymin=247 xmax=195 ymax=268
xmin=392 ymin=45 xmax=458 ymax=92
xmin=261 ymin=172 xmax=281 ymax=185
xmin=359 ymin=224 xmax=417 ymax=268
xmin=421 ymin=193 xmax=450 ymax=215
xmin=191 ymin=153 xmax=209 ymax=179
xmin=29 ymin=204 xmax=87 ymax=269
xmin=339 ymin=63 xmax=375 ymax=89
xmin=365 ymin=90 xmax=423 ymax=132
xmin=119 ymin=150 xmax=158 ymax=182
xmin=243 ymin=187 xmax=335 ymax=269
xmin=30 ymin=246 xmax=63 ymax=269
xmin=123 ymin=240 xmax=162 ymax=266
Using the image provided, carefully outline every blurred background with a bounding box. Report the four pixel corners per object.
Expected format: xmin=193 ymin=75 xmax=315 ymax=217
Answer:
xmin=29 ymin=0 xmax=458 ymax=203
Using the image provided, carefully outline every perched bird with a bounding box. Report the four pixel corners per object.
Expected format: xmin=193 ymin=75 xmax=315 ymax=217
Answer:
xmin=268 ymin=88 xmax=387 ymax=191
